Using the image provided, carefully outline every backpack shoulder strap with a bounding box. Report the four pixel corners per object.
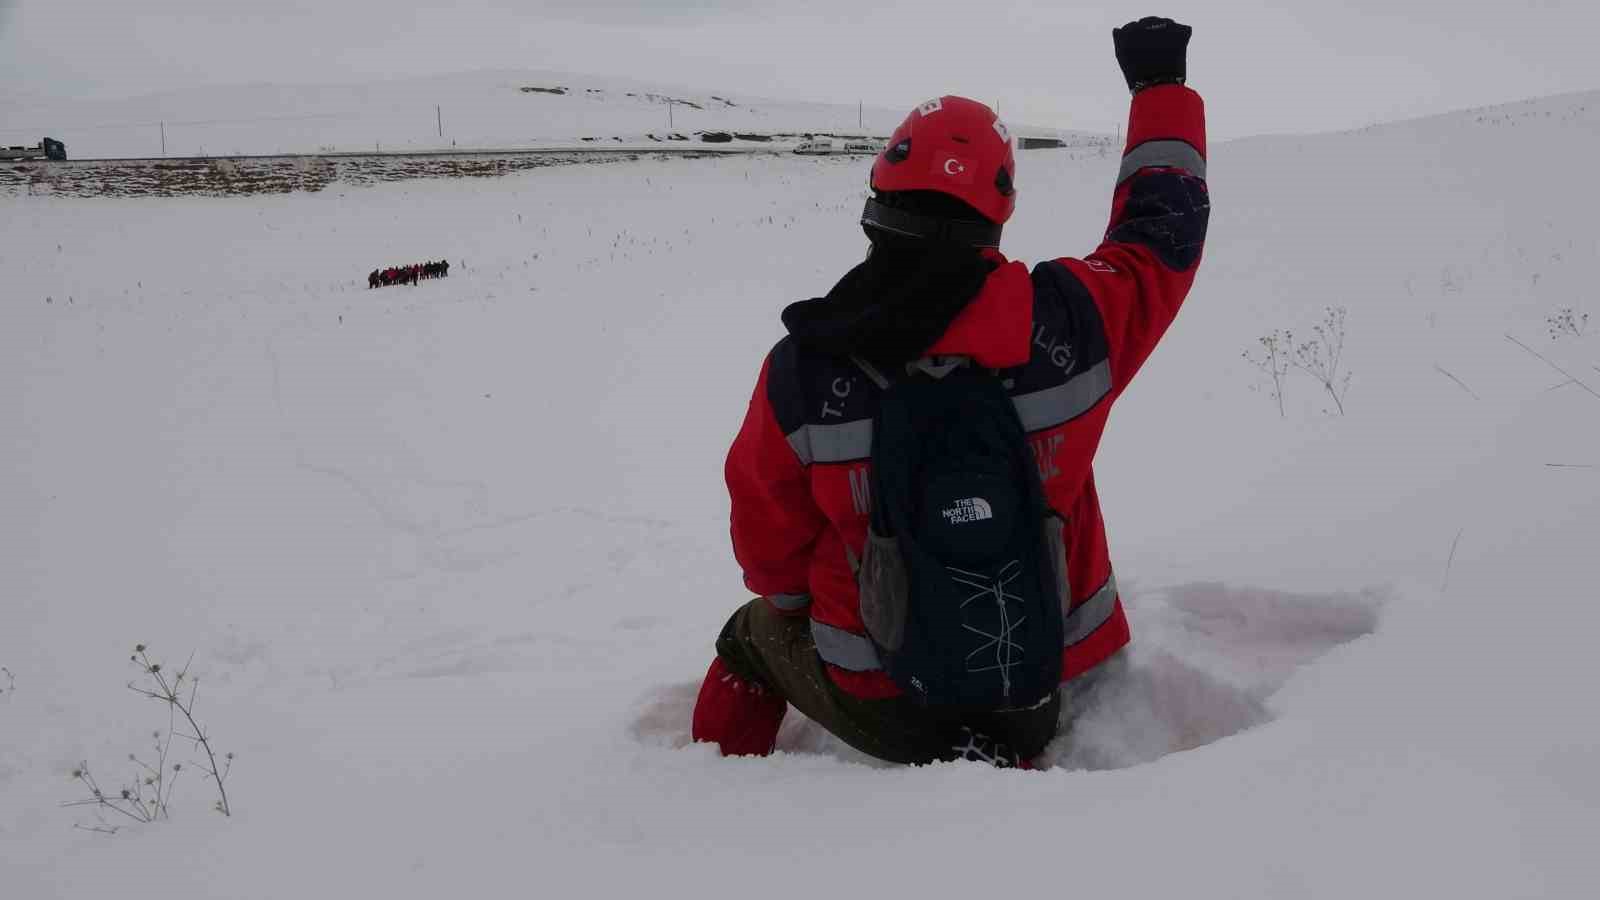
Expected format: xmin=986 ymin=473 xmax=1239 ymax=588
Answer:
xmin=850 ymin=355 xmax=894 ymax=390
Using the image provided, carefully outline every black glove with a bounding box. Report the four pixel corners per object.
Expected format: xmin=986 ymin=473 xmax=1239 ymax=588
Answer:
xmin=1113 ymin=16 xmax=1192 ymax=93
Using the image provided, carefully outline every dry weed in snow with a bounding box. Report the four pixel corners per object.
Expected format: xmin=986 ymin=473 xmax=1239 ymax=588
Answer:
xmin=63 ymin=645 xmax=235 ymax=832
xmin=1244 ymin=306 xmax=1353 ymax=416
xmin=1290 ymin=306 xmax=1353 ymax=416
xmin=1546 ymin=306 xmax=1589 ymax=340
xmin=1243 ymin=330 xmax=1293 ymax=418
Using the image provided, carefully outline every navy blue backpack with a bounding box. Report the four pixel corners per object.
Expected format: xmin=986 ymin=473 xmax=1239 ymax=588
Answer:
xmin=853 ymin=356 xmax=1065 ymax=710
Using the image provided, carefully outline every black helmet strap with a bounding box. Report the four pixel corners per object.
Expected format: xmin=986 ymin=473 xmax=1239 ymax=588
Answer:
xmin=860 ymin=197 xmax=1003 ymax=249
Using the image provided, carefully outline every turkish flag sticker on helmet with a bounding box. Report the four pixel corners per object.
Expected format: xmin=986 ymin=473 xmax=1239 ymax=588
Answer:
xmin=933 ymin=152 xmax=975 ymax=185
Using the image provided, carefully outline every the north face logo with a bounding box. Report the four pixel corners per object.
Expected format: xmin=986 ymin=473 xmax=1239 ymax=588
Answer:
xmin=941 ymin=497 xmax=994 ymax=525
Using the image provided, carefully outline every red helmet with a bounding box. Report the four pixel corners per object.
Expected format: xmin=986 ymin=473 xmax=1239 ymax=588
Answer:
xmin=868 ymin=96 xmax=1016 ymax=233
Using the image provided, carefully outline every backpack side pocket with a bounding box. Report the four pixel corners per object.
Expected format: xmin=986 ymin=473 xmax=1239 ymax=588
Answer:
xmin=1042 ymin=512 xmax=1071 ymax=616
xmin=858 ymin=529 xmax=910 ymax=653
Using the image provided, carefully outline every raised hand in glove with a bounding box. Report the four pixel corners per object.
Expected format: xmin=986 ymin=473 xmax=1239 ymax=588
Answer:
xmin=1113 ymin=16 xmax=1192 ymax=94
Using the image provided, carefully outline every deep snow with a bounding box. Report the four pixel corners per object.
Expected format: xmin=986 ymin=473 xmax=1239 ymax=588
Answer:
xmin=2 ymin=88 xmax=1597 ymax=897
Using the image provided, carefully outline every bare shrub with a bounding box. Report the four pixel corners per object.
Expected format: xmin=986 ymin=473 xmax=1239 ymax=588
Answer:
xmin=65 ymin=745 xmax=181 ymax=831
xmin=1243 ymin=330 xmax=1293 ymax=418
xmin=1546 ymin=306 xmax=1590 ymax=340
xmin=1244 ymin=307 xmax=1354 ymax=416
xmin=1290 ymin=306 xmax=1353 ymax=415
xmin=64 ymin=645 xmax=235 ymax=831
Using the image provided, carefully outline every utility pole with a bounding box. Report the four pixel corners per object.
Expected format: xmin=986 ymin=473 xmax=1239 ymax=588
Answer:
xmin=160 ymin=121 xmax=166 ymax=157
xmin=858 ymin=100 xmax=863 ymax=130
xmin=436 ymin=105 xmax=443 ymax=138
xmin=668 ymin=100 xmax=674 ymax=130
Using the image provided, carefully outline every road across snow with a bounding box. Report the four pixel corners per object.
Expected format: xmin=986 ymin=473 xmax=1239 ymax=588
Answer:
xmin=0 ymin=69 xmax=1073 ymax=160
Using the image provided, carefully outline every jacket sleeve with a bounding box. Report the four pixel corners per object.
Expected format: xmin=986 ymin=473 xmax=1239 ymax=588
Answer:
xmin=1046 ymin=84 xmax=1210 ymax=394
xmin=724 ymin=354 xmax=826 ymax=606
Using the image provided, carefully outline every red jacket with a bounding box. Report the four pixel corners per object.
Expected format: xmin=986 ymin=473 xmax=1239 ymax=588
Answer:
xmin=726 ymin=85 xmax=1208 ymax=699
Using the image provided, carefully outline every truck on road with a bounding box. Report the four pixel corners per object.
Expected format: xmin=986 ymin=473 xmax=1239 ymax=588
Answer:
xmin=794 ymin=138 xmax=882 ymax=156
xmin=0 ymin=138 xmax=68 ymax=161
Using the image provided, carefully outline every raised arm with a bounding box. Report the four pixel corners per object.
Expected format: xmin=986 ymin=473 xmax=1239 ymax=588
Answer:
xmin=1041 ymin=17 xmax=1210 ymax=394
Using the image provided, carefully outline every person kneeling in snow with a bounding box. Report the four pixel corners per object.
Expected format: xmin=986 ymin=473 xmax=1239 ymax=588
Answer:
xmin=694 ymin=17 xmax=1209 ymax=767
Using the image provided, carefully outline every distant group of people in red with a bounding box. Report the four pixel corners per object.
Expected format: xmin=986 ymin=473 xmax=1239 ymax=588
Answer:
xmin=369 ymin=260 xmax=450 ymax=288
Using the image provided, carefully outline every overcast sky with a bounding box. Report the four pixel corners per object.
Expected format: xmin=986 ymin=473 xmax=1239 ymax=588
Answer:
xmin=2 ymin=0 xmax=1596 ymax=137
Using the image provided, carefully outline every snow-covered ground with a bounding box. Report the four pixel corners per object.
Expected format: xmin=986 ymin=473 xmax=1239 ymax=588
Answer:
xmin=3 ymin=88 xmax=1598 ymax=896
xmin=1 ymin=69 xmax=1075 ymax=159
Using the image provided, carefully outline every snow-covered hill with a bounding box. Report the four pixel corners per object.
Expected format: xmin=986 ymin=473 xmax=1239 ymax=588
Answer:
xmin=0 ymin=69 xmax=1076 ymax=159
xmin=2 ymin=89 xmax=1597 ymax=897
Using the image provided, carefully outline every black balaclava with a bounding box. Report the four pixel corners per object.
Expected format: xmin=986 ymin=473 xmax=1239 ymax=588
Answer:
xmin=781 ymin=191 xmax=998 ymax=367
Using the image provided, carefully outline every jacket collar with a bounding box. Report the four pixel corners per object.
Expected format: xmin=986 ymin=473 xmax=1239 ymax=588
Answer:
xmin=922 ymin=252 xmax=1034 ymax=369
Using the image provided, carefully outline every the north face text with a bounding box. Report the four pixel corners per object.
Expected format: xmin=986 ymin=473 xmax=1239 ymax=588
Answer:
xmin=941 ymin=497 xmax=995 ymax=525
